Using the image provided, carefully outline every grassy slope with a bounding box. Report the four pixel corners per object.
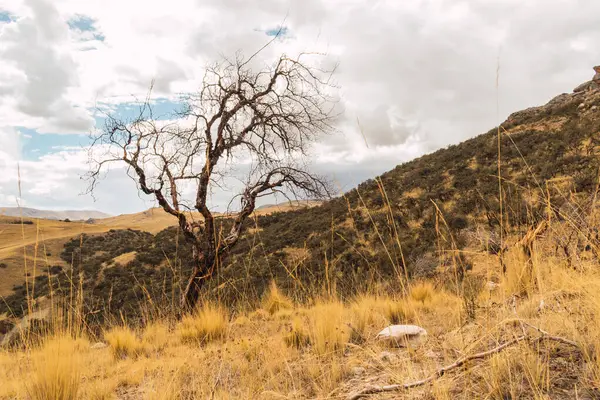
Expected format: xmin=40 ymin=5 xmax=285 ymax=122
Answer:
xmin=0 ymin=247 xmax=598 ymax=399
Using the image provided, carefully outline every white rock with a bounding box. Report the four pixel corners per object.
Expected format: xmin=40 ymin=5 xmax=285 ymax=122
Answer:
xmin=352 ymin=366 xmax=366 ymax=376
xmin=90 ymin=342 xmax=108 ymax=350
xmin=376 ymin=325 xmax=427 ymax=348
xmin=486 ymin=281 xmax=499 ymax=290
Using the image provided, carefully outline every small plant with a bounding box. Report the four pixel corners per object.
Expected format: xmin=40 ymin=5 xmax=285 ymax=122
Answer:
xmin=27 ymin=336 xmax=81 ymax=400
xmin=261 ymin=280 xmax=293 ymax=314
xmin=0 ymin=263 xmax=7 ymax=269
xmin=177 ymin=303 xmax=228 ymax=344
xmin=104 ymin=326 xmax=145 ymax=359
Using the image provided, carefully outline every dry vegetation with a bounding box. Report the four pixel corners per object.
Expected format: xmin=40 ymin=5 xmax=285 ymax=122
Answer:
xmin=2 ymin=83 xmax=600 ymax=398
xmin=1 ymin=241 xmax=599 ymax=399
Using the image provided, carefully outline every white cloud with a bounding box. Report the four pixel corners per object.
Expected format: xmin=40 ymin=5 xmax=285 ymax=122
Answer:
xmin=0 ymin=0 xmax=94 ymax=133
xmin=0 ymin=0 xmax=599 ymax=213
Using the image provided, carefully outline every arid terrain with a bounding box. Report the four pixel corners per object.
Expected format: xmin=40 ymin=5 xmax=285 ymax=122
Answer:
xmin=2 ymin=76 xmax=600 ymax=400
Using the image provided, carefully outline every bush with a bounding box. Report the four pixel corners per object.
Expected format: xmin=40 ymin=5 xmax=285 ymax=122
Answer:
xmin=0 ymin=263 xmax=7 ymax=269
xmin=48 ymin=265 xmax=63 ymax=275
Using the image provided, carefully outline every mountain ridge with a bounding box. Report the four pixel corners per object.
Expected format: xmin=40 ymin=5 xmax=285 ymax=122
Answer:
xmin=0 ymin=207 xmax=111 ymax=221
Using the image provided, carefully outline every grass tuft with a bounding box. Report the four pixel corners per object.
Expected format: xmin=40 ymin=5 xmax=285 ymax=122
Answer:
xmin=410 ymin=281 xmax=435 ymax=304
xmin=383 ymin=298 xmax=416 ymax=324
xmin=177 ymin=302 xmax=228 ymax=344
xmin=27 ymin=335 xmax=81 ymax=400
xmin=104 ymin=326 xmax=145 ymax=359
xmin=261 ymin=281 xmax=293 ymax=314
xmin=283 ymin=317 xmax=310 ymax=349
xmin=308 ymin=301 xmax=350 ymax=356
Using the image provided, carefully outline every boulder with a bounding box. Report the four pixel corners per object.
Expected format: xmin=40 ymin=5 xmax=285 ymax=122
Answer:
xmin=376 ymin=324 xmax=427 ymax=348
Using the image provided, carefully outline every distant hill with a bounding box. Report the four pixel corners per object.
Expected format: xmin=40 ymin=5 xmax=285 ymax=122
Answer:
xmin=0 ymin=207 xmax=111 ymax=221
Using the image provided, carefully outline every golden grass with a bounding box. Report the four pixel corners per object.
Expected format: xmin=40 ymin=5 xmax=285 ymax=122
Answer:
xmin=261 ymin=281 xmax=293 ymax=315
xmin=104 ymin=326 xmax=145 ymax=359
xmin=3 ymin=229 xmax=600 ymax=399
xmin=308 ymin=300 xmax=350 ymax=356
xmin=410 ymin=281 xmax=435 ymax=303
xmin=283 ymin=316 xmax=310 ymax=349
xmin=26 ymin=336 xmax=82 ymax=400
xmin=176 ymin=302 xmax=228 ymax=344
xmin=382 ymin=298 xmax=416 ymax=325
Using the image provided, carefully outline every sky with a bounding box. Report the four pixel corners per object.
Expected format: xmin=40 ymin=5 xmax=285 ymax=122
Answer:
xmin=0 ymin=0 xmax=599 ymax=215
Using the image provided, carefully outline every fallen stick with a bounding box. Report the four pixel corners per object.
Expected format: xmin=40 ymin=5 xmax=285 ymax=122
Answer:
xmin=347 ymin=330 xmax=579 ymax=400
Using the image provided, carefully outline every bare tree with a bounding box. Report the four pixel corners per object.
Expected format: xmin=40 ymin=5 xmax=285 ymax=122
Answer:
xmin=87 ymin=52 xmax=338 ymax=311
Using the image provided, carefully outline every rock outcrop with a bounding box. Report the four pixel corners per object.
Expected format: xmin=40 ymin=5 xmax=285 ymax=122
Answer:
xmin=502 ymin=66 xmax=600 ymax=131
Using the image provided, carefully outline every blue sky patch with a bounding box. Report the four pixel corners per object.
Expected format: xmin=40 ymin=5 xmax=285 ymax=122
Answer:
xmin=95 ymin=98 xmax=185 ymax=125
xmin=18 ymin=99 xmax=183 ymax=161
xmin=0 ymin=10 xmax=15 ymax=23
xmin=265 ymin=26 xmax=289 ymax=37
xmin=67 ymin=14 xmax=105 ymax=41
xmin=19 ymin=128 xmax=91 ymax=161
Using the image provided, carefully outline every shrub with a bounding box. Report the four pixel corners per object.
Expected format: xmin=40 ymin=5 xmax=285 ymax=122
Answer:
xmin=48 ymin=265 xmax=63 ymax=275
xmin=0 ymin=263 xmax=6 ymax=269
xmin=177 ymin=303 xmax=228 ymax=344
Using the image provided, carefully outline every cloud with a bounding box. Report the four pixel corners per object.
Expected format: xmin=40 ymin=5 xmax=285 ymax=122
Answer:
xmin=1 ymin=0 xmax=600 ymax=214
xmin=0 ymin=0 xmax=94 ymax=133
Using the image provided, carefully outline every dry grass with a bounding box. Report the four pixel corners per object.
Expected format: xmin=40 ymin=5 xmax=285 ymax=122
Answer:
xmin=104 ymin=326 xmax=146 ymax=359
xmin=261 ymin=280 xmax=293 ymax=314
xmin=283 ymin=316 xmax=310 ymax=349
xmin=176 ymin=302 xmax=228 ymax=344
xmin=26 ymin=336 xmax=82 ymax=400
xmin=410 ymin=281 xmax=435 ymax=304
xmin=2 ymin=225 xmax=600 ymax=399
xmin=383 ymin=298 xmax=417 ymax=324
xmin=308 ymin=300 xmax=350 ymax=356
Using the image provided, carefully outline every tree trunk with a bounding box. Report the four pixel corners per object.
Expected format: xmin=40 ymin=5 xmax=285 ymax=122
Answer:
xmin=180 ymin=248 xmax=214 ymax=311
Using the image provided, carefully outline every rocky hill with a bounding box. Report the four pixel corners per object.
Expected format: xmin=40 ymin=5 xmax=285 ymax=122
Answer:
xmin=2 ymin=75 xmax=600 ymax=325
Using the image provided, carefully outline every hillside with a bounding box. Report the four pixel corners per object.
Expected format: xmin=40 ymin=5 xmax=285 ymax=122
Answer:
xmin=0 ymin=207 xmax=110 ymax=221
xmin=1 ymin=78 xmax=600 ymax=323
xmin=2 ymin=79 xmax=600 ymax=400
